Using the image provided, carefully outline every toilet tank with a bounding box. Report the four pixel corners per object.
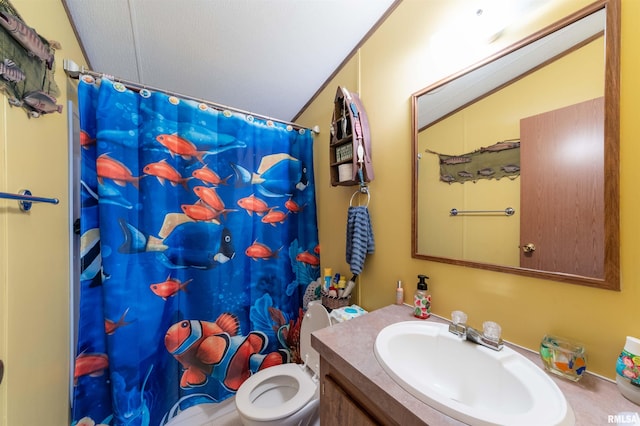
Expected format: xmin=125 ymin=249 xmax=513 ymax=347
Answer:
xmin=299 ymin=301 xmax=331 ymax=374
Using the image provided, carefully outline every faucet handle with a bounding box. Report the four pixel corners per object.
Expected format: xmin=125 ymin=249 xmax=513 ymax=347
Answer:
xmin=448 ymin=311 xmax=468 ymax=337
xmin=451 ymin=310 xmax=468 ymax=325
xmin=483 ymin=321 xmax=502 ymax=341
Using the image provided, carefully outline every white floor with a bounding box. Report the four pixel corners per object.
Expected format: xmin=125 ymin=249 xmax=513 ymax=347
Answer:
xmin=165 ymin=397 xmax=243 ymax=426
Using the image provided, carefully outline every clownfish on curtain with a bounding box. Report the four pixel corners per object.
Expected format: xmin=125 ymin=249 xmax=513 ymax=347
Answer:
xmin=71 ymin=76 xmax=320 ymax=426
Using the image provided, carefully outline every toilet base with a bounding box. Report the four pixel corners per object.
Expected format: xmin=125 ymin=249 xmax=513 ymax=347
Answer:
xmin=164 ymin=398 xmax=242 ymax=426
xmin=238 ymin=396 xmax=319 ymax=426
xmin=163 ymin=396 xmax=320 ymax=426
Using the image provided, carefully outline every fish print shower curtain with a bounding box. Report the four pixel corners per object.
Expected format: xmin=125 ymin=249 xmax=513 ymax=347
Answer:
xmin=72 ymin=76 xmax=320 ymax=426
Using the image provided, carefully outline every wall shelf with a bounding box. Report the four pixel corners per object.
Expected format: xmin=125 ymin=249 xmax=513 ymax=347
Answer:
xmin=329 ymin=86 xmax=374 ymax=186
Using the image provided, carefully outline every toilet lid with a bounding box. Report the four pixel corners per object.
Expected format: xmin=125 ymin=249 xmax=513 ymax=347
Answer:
xmin=299 ymin=301 xmax=331 ymax=375
xmin=235 ymin=363 xmax=317 ymax=421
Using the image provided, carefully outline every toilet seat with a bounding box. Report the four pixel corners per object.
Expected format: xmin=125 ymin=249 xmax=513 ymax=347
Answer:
xmin=235 ymin=363 xmax=316 ymax=421
xmin=235 ymin=301 xmax=331 ymax=424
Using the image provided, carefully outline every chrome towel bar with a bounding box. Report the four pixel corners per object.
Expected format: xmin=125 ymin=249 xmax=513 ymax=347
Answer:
xmin=450 ymin=207 xmax=515 ymax=216
xmin=0 ymin=189 xmax=59 ymax=211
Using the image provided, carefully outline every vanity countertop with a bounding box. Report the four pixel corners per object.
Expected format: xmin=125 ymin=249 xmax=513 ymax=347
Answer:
xmin=311 ymin=304 xmax=639 ymax=425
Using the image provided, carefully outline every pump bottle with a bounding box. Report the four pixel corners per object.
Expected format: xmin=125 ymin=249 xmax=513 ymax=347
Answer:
xmin=395 ymin=280 xmax=404 ymax=305
xmin=413 ymin=274 xmax=431 ymax=319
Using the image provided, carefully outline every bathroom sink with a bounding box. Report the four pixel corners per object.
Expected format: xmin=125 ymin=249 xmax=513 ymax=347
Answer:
xmin=374 ymin=321 xmax=574 ymax=426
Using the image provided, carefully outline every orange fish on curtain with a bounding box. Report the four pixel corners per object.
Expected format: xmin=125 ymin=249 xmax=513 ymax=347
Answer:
xmin=150 ymin=276 xmax=192 ymax=300
xmin=74 ymin=353 xmax=109 ymax=385
xmin=164 ymin=313 xmax=288 ymax=390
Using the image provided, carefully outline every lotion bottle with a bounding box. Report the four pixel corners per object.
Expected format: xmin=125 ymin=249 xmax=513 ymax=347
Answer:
xmin=395 ymin=280 xmax=404 ymax=305
xmin=413 ymin=274 xmax=431 ymax=319
xmin=323 ymin=268 xmax=333 ymax=292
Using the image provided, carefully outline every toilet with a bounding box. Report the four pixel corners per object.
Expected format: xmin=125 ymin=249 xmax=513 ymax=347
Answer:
xmin=235 ymin=301 xmax=331 ymax=426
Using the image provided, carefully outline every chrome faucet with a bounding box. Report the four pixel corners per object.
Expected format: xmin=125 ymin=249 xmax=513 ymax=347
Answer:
xmin=448 ymin=310 xmax=504 ymax=351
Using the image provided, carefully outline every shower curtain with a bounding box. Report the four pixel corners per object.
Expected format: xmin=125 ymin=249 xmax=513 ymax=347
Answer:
xmin=72 ymin=76 xmax=320 ymax=426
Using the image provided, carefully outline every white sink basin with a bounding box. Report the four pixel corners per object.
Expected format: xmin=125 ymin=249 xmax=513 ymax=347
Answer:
xmin=374 ymin=321 xmax=574 ymax=426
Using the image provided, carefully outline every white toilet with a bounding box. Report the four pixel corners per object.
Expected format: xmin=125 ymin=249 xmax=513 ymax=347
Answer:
xmin=235 ymin=301 xmax=331 ymax=426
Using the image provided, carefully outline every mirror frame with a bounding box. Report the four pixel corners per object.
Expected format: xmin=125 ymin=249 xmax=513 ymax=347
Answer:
xmin=411 ymin=0 xmax=620 ymax=290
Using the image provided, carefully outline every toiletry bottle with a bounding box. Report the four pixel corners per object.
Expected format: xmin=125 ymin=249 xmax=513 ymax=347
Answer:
xmin=338 ymin=279 xmax=346 ymax=298
xmin=342 ymin=275 xmax=357 ymax=298
xmin=333 ymin=273 xmax=341 ymax=289
xmin=323 ymin=268 xmax=333 ymax=292
xmin=413 ymin=274 xmax=431 ymax=319
xmin=395 ymin=280 xmax=404 ymax=305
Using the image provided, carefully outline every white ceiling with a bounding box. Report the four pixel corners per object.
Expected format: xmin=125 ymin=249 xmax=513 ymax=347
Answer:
xmin=62 ymin=0 xmax=398 ymax=122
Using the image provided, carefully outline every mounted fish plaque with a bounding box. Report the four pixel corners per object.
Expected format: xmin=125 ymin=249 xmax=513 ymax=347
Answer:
xmin=426 ymin=139 xmax=520 ymax=184
xmin=0 ymin=0 xmax=62 ymax=118
xmin=329 ymin=86 xmax=374 ymax=186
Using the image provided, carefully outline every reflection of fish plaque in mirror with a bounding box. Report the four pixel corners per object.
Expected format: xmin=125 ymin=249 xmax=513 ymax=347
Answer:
xmin=426 ymin=139 xmax=521 ymax=184
xmin=411 ymin=0 xmax=620 ymax=290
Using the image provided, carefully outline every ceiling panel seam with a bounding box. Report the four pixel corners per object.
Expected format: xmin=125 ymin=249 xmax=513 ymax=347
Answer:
xmin=127 ymin=0 xmax=143 ymax=83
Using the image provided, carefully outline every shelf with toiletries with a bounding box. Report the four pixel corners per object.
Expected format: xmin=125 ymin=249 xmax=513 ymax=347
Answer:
xmin=320 ymin=268 xmax=356 ymax=311
xmin=329 ymin=86 xmax=374 ymax=186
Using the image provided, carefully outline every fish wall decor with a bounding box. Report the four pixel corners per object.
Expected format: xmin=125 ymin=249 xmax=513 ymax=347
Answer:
xmin=0 ymin=2 xmax=61 ymax=118
xmin=0 ymin=58 xmax=24 ymax=82
xmin=0 ymin=11 xmax=55 ymax=68
xmin=426 ymin=139 xmax=521 ymax=184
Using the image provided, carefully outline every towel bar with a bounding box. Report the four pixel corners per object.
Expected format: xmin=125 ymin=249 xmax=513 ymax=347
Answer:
xmin=0 ymin=189 xmax=59 ymax=211
xmin=450 ymin=207 xmax=514 ymax=216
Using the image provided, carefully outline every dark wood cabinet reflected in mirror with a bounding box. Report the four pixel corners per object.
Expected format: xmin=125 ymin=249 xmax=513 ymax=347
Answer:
xmin=411 ymin=0 xmax=620 ymax=290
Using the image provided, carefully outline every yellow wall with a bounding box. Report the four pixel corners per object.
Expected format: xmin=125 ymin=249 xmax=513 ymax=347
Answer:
xmin=0 ymin=1 xmax=86 ymax=425
xmin=297 ymin=0 xmax=638 ymax=380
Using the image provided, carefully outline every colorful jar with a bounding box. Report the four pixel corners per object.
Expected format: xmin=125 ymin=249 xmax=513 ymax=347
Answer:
xmin=539 ymin=335 xmax=587 ymax=382
xmin=616 ymin=336 xmax=640 ymax=405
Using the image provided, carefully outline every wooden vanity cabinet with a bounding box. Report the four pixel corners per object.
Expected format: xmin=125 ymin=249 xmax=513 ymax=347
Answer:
xmin=320 ymin=358 xmax=396 ymax=425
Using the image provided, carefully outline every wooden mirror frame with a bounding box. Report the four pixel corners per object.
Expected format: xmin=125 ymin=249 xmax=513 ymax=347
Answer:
xmin=411 ymin=0 xmax=620 ymax=290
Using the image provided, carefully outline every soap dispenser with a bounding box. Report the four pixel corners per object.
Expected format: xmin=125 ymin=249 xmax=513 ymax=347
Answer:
xmin=413 ymin=274 xmax=431 ymax=319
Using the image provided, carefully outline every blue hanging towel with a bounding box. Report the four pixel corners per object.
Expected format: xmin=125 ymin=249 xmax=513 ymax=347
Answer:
xmin=345 ymin=205 xmax=375 ymax=275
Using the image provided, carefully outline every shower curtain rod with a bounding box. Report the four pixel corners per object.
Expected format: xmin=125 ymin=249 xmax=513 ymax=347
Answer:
xmin=63 ymin=59 xmax=320 ymax=134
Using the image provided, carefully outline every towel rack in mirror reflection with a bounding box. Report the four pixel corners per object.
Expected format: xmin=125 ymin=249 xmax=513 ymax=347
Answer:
xmin=0 ymin=189 xmax=59 ymax=212
xmin=450 ymin=207 xmax=514 ymax=216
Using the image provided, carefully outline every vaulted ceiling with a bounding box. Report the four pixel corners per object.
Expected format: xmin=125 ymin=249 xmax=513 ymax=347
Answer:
xmin=62 ymin=0 xmax=398 ymax=122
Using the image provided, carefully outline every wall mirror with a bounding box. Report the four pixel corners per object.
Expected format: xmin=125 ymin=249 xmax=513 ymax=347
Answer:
xmin=411 ymin=0 xmax=620 ymax=290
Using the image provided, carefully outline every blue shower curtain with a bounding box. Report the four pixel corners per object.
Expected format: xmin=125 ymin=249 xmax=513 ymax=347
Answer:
xmin=72 ymin=76 xmax=320 ymax=426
